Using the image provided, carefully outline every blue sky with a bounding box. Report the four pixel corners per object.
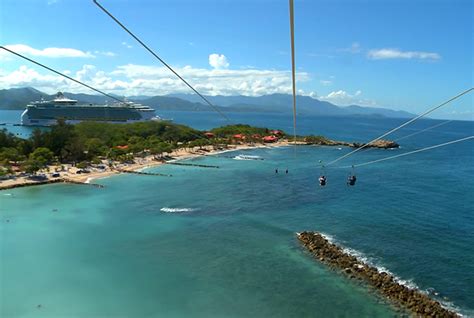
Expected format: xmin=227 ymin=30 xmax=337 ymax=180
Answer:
xmin=0 ymin=0 xmax=472 ymax=119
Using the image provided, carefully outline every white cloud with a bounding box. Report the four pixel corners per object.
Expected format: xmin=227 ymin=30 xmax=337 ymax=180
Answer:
xmin=367 ymin=48 xmax=441 ymax=60
xmin=121 ymin=42 xmax=133 ymax=49
xmin=0 ymin=65 xmax=69 ymax=90
xmin=0 ymin=61 xmax=313 ymax=97
xmin=319 ymin=90 xmax=377 ymax=107
xmin=319 ymin=80 xmax=332 ymax=86
xmin=307 ymin=52 xmax=335 ymax=59
xmin=0 ymin=44 xmax=94 ymax=59
xmin=338 ymin=42 xmax=361 ymax=54
xmin=110 ymin=63 xmax=311 ymax=96
xmin=75 ymin=65 xmax=97 ymax=82
xmin=94 ymin=50 xmax=116 ymax=57
xmin=209 ymin=54 xmax=229 ymax=69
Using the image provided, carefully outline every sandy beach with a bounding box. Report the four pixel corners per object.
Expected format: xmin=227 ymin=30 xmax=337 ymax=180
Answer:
xmin=0 ymin=140 xmax=296 ymax=190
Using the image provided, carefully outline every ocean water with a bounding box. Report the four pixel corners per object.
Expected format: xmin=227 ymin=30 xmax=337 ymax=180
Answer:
xmin=0 ymin=110 xmax=44 ymax=138
xmin=1 ymin=111 xmax=473 ymax=317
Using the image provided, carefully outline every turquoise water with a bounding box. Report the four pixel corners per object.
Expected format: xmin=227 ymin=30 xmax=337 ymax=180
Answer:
xmin=1 ymin=113 xmax=473 ymax=317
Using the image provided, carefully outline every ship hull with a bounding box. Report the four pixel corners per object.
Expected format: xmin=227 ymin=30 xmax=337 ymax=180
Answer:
xmin=21 ymin=105 xmax=159 ymax=126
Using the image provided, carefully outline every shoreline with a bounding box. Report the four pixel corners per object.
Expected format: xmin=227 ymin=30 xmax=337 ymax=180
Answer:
xmin=0 ymin=140 xmax=293 ymax=191
xmin=297 ymin=231 xmax=459 ymax=317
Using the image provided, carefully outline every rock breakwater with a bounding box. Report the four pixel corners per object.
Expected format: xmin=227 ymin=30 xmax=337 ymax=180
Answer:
xmin=297 ymin=231 xmax=458 ymax=317
xmin=0 ymin=178 xmax=63 ymax=190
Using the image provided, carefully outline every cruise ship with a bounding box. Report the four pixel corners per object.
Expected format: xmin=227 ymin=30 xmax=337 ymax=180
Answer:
xmin=21 ymin=92 xmax=161 ymax=126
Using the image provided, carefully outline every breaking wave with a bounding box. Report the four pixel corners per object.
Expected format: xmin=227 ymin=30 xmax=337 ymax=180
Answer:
xmin=233 ymin=154 xmax=263 ymax=161
xmin=160 ymin=207 xmax=196 ymax=213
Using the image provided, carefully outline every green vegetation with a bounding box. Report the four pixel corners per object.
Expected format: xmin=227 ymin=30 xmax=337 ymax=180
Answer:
xmin=0 ymin=121 xmax=288 ymax=175
xmin=0 ymin=120 xmax=203 ymax=173
xmin=304 ymin=135 xmax=332 ymax=144
xmin=210 ymin=124 xmax=278 ymax=137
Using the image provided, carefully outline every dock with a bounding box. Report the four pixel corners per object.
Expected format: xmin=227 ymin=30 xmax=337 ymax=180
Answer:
xmin=118 ymin=170 xmax=172 ymax=177
xmin=165 ymin=162 xmax=220 ymax=169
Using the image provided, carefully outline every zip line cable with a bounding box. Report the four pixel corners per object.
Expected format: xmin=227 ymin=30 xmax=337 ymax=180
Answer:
xmin=93 ymin=0 xmax=230 ymax=122
xmin=0 ymin=46 xmax=210 ymax=141
xmin=325 ymin=87 xmax=474 ymax=166
xmin=0 ymin=46 xmax=125 ymax=104
xmin=338 ymin=135 xmax=474 ymax=169
xmin=394 ymin=119 xmax=453 ymax=142
xmin=289 ymin=0 xmax=298 ymax=149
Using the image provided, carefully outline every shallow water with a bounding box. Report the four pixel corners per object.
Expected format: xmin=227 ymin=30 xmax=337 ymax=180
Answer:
xmin=1 ymin=114 xmax=473 ymax=317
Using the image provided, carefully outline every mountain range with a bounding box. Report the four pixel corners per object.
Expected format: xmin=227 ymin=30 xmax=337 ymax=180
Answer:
xmin=0 ymin=87 xmax=415 ymax=118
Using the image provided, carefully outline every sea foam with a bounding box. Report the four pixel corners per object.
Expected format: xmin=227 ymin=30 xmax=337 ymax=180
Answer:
xmin=233 ymin=154 xmax=263 ymax=160
xmin=160 ymin=207 xmax=196 ymax=213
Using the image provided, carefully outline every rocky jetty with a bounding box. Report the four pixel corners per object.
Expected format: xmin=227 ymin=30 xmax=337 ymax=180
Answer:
xmin=0 ymin=178 xmax=104 ymax=191
xmin=297 ymin=231 xmax=458 ymax=317
xmin=0 ymin=178 xmax=63 ymax=190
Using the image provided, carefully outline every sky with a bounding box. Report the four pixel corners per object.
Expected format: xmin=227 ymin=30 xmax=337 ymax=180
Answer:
xmin=0 ymin=0 xmax=472 ymax=119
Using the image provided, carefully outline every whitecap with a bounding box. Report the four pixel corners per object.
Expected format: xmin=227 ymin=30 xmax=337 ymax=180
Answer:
xmin=160 ymin=207 xmax=196 ymax=213
xmin=233 ymin=154 xmax=263 ymax=161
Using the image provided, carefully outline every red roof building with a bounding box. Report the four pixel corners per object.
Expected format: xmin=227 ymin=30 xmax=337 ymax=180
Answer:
xmin=263 ymin=135 xmax=278 ymax=143
xmin=204 ymin=132 xmax=215 ymax=138
xmin=233 ymin=134 xmax=246 ymax=139
xmin=115 ymin=145 xmax=129 ymax=150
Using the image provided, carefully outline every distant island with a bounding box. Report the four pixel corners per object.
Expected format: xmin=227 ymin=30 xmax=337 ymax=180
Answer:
xmin=0 ymin=120 xmax=398 ymax=189
xmin=0 ymin=87 xmax=416 ymax=119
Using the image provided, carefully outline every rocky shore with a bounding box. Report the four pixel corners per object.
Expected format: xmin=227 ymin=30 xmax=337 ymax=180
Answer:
xmin=353 ymin=139 xmax=400 ymax=149
xmin=297 ymin=231 xmax=458 ymax=317
xmin=305 ymin=137 xmax=399 ymax=149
